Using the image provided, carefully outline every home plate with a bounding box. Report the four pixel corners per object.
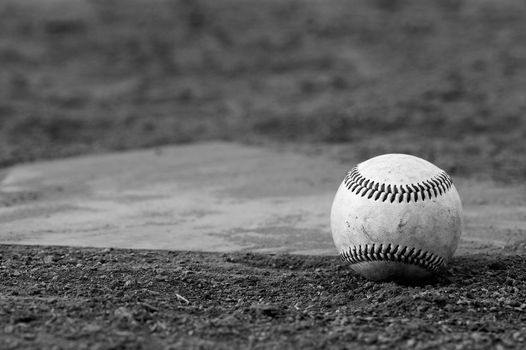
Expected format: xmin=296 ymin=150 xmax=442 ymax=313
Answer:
xmin=0 ymin=142 xmax=524 ymax=255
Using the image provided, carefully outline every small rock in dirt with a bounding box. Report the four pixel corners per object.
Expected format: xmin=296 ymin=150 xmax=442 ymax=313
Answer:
xmin=82 ymin=323 xmax=102 ymax=333
xmin=22 ymin=333 xmax=36 ymax=340
xmin=114 ymin=307 xmax=134 ymax=320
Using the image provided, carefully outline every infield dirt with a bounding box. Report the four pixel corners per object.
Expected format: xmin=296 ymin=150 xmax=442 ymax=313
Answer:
xmin=1 ymin=245 xmax=525 ymax=349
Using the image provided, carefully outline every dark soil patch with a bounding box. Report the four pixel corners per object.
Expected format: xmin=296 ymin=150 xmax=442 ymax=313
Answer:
xmin=0 ymin=0 xmax=525 ymax=182
xmin=0 ymin=245 xmax=525 ymax=349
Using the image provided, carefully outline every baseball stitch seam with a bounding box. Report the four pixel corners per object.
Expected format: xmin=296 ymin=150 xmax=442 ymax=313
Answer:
xmin=343 ymin=167 xmax=453 ymax=203
xmin=340 ymin=243 xmax=444 ymax=272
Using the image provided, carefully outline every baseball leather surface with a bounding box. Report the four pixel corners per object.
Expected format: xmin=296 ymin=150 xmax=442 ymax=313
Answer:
xmin=331 ymin=154 xmax=462 ymax=281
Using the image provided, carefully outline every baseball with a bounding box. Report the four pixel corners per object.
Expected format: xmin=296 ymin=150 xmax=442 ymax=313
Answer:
xmin=331 ymin=154 xmax=462 ymax=281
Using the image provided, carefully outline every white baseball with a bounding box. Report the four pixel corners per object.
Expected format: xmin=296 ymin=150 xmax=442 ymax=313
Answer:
xmin=331 ymin=154 xmax=462 ymax=281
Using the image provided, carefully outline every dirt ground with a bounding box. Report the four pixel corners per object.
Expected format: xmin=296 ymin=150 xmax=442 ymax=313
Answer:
xmin=1 ymin=0 xmax=526 ymax=349
xmin=0 ymin=245 xmax=525 ymax=350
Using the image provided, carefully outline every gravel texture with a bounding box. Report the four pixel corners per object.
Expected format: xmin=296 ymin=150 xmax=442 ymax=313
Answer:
xmin=1 ymin=245 xmax=525 ymax=349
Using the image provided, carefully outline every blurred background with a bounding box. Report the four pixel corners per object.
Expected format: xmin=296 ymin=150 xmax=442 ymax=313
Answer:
xmin=0 ymin=0 xmax=524 ymax=182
